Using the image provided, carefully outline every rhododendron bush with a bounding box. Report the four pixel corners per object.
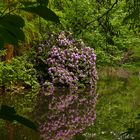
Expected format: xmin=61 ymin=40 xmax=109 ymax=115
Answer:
xmin=35 ymin=31 xmax=98 ymax=92
xmin=33 ymin=31 xmax=98 ymax=139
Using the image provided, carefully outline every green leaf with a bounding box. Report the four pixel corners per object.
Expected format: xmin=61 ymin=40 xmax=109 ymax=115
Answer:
xmin=0 ymin=15 xmax=25 ymax=28
xmin=21 ymin=6 xmax=60 ymax=23
xmin=0 ymin=15 xmax=25 ymax=48
xmin=19 ymin=1 xmax=37 ymax=7
xmin=0 ymin=25 xmax=18 ymax=46
xmin=0 ymin=21 xmax=25 ymax=41
xmin=37 ymin=0 xmax=49 ymax=6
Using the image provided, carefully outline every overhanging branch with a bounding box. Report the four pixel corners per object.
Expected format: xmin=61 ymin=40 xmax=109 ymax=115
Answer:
xmin=84 ymin=0 xmax=118 ymax=30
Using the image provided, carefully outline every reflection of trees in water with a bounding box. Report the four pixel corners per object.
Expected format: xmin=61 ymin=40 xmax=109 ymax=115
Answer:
xmin=34 ymin=89 xmax=97 ymax=140
xmin=120 ymin=113 xmax=140 ymax=140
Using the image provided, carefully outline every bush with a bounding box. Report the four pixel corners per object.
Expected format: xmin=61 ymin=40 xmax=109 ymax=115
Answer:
xmin=0 ymin=56 xmax=39 ymax=92
xmin=34 ymin=31 xmax=98 ymax=91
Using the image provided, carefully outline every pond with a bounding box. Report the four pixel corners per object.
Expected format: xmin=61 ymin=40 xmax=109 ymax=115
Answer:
xmin=83 ymin=67 xmax=140 ymax=140
xmin=0 ymin=67 xmax=140 ymax=140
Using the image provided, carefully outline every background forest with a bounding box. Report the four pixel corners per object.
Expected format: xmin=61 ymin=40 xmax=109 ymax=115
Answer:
xmin=0 ymin=0 xmax=140 ymax=140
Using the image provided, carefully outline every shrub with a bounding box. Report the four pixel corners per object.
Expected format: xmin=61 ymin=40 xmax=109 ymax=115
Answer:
xmin=0 ymin=56 xmax=39 ymax=92
xmin=32 ymin=31 xmax=98 ymax=139
xmin=35 ymin=31 xmax=98 ymax=91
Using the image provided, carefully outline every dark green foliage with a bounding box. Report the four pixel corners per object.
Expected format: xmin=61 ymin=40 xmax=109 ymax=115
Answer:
xmin=19 ymin=0 xmax=49 ymax=7
xmin=37 ymin=0 xmax=49 ymax=6
xmin=19 ymin=1 xmax=37 ymax=7
xmin=136 ymin=114 xmax=140 ymax=119
xmin=0 ymin=15 xmax=25 ymax=48
xmin=0 ymin=0 xmax=59 ymax=49
xmin=21 ymin=6 xmax=60 ymax=23
xmin=0 ymin=56 xmax=39 ymax=90
xmin=0 ymin=105 xmax=38 ymax=131
xmin=1 ymin=15 xmax=25 ymax=28
xmin=124 ymin=0 xmax=140 ymax=25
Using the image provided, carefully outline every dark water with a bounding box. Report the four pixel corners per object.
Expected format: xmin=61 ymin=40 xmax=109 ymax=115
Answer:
xmin=0 ymin=68 xmax=140 ymax=140
xmin=34 ymin=88 xmax=97 ymax=140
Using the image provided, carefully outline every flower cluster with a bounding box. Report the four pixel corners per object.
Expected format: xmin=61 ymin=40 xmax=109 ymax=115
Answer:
xmin=35 ymin=31 xmax=98 ymax=91
xmin=56 ymin=31 xmax=74 ymax=47
xmin=35 ymin=89 xmax=97 ymax=140
xmin=47 ymin=46 xmax=97 ymax=88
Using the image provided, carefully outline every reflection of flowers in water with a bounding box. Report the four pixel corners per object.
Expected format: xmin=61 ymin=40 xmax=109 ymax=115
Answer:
xmin=35 ymin=89 xmax=97 ymax=140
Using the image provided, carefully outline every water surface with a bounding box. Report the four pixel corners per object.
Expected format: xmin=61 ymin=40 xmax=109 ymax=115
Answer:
xmin=0 ymin=67 xmax=139 ymax=140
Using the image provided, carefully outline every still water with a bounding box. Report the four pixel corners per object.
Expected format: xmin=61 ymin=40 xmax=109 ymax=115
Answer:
xmin=0 ymin=67 xmax=140 ymax=140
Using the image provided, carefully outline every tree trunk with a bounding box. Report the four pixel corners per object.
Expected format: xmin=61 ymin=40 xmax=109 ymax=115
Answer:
xmin=4 ymin=44 xmax=14 ymax=62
